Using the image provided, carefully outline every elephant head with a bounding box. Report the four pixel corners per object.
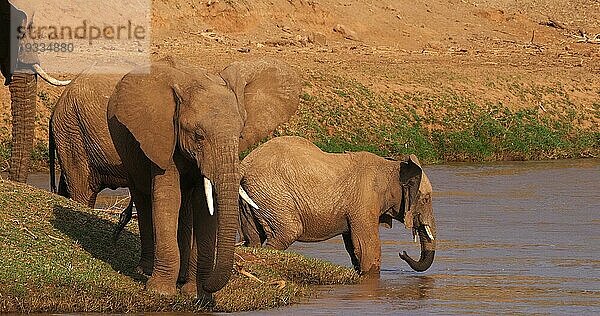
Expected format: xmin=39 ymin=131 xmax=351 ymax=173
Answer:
xmin=108 ymin=58 xmax=300 ymax=293
xmin=380 ymin=154 xmax=436 ymax=272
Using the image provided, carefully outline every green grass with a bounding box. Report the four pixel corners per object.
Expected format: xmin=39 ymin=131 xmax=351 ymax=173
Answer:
xmin=0 ymin=181 xmax=358 ymax=313
xmin=278 ymin=74 xmax=599 ymax=162
xmin=1 ymin=73 xmax=598 ymax=171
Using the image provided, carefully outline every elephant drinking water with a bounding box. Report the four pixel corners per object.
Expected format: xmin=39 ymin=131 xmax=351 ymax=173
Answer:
xmin=239 ymin=136 xmax=437 ymax=275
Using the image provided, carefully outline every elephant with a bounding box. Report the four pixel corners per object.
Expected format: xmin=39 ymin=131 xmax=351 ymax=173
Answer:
xmin=49 ymin=73 xmax=128 ymax=207
xmin=49 ymin=64 xmax=188 ymax=283
xmin=107 ymin=58 xmax=300 ymax=299
xmin=238 ymin=136 xmax=437 ymax=275
xmin=1 ymin=0 xmax=71 ymax=182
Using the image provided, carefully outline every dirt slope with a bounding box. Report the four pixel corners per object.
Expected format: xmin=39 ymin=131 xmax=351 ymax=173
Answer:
xmin=1 ymin=0 xmax=598 ymax=166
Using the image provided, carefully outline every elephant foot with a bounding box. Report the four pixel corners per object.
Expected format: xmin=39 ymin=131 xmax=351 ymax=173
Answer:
xmin=181 ymin=281 xmax=197 ymax=297
xmin=359 ymin=265 xmax=381 ymax=278
xmin=194 ymin=291 xmax=215 ymax=310
xmin=146 ymin=277 xmax=177 ymax=296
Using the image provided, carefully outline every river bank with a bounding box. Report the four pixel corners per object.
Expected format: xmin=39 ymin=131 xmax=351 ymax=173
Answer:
xmin=0 ymin=180 xmax=358 ymax=313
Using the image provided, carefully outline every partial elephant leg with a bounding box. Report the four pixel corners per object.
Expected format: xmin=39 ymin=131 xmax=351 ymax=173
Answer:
xmin=130 ymin=189 xmax=153 ymax=276
xmin=177 ymin=191 xmax=193 ymax=284
xmin=57 ymin=173 xmax=69 ymax=198
xmin=342 ymin=233 xmax=360 ymax=272
xmin=348 ymin=216 xmax=382 ymax=276
xmin=263 ymin=207 xmax=302 ymax=250
xmin=58 ymin=155 xmax=96 ymax=207
xmin=239 ymin=203 xmax=265 ymax=247
xmin=146 ymin=163 xmax=181 ymax=295
xmin=182 ymin=184 xmax=215 ymax=302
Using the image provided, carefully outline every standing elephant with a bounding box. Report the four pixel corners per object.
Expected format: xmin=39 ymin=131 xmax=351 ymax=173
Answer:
xmin=49 ymin=73 xmax=128 ymax=206
xmin=1 ymin=0 xmax=70 ymax=182
xmin=50 ymin=60 xmax=195 ymax=281
xmin=107 ymin=58 xmax=300 ymax=298
xmin=239 ymin=136 xmax=437 ymax=275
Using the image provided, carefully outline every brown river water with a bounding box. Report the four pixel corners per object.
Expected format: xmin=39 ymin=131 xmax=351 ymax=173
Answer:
xmin=24 ymin=159 xmax=600 ymax=314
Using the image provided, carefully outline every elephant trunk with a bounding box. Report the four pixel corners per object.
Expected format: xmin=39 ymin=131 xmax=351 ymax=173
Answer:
xmin=399 ymin=222 xmax=436 ymax=272
xmin=202 ymin=141 xmax=240 ymax=293
xmin=9 ymin=72 xmax=36 ymax=183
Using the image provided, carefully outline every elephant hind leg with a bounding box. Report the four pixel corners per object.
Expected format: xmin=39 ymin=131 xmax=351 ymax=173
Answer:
xmin=57 ymin=173 xmax=70 ymax=198
xmin=130 ymin=189 xmax=154 ymax=276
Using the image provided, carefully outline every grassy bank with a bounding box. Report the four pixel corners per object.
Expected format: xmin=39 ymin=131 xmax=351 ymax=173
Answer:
xmin=0 ymin=180 xmax=358 ymax=313
xmin=1 ymin=72 xmax=598 ymax=173
xmin=279 ymin=73 xmax=599 ymax=163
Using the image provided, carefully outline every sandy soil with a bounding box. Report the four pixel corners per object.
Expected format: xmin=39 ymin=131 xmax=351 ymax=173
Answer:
xmin=1 ymin=0 xmax=599 ymax=149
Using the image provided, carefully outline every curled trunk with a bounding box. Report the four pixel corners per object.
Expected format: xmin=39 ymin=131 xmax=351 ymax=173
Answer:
xmin=9 ymin=72 xmax=36 ymax=183
xmin=399 ymin=224 xmax=436 ymax=272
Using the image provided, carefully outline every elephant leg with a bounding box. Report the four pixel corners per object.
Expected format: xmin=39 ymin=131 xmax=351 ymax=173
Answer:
xmin=130 ymin=189 xmax=154 ymax=276
xmin=182 ymin=184 xmax=215 ymax=304
xmin=263 ymin=208 xmax=302 ymax=250
xmin=239 ymin=203 xmax=265 ymax=247
xmin=146 ymin=164 xmax=181 ymax=295
xmin=177 ymin=191 xmax=193 ymax=284
xmin=265 ymin=235 xmax=296 ymax=250
xmin=342 ymin=233 xmax=360 ymax=272
xmin=58 ymin=156 xmax=96 ymax=207
xmin=349 ymin=217 xmax=381 ymax=277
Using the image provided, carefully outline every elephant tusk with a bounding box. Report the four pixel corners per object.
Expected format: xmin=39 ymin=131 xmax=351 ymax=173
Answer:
xmin=33 ymin=64 xmax=71 ymax=86
xmin=413 ymin=229 xmax=418 ymax=243
xmin=424 ymin=225 xmax=435 ymax=241
xmin=204 ymin=177 xmax=215 ymax=216
xmin=239 ymin=186 xmax=259 ymax=209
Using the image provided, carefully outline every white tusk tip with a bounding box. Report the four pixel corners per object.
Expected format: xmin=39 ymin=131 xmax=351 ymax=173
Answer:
xmin=239 ymin=186 xmax=259 ymax=209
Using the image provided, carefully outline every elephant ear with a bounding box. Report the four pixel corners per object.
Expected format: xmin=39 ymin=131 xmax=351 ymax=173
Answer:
xmin=108 ymin=65 xmax=182 ymax=170
xmin=399 ymin=154 xmax=423 ymax=229
xmin=219 ymin=59 xmax=301 ymax=152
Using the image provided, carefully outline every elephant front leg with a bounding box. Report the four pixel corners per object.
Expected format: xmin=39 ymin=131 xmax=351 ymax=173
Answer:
xmin=342 ymin=233 xmax=360 ymax=272
xmin=146 ymin=164 xmax=181 ymax=295
xmin=349 ymin=216 xmax=382 ymax=277
xmin=181 ymin=184 xmax=216 ymax=306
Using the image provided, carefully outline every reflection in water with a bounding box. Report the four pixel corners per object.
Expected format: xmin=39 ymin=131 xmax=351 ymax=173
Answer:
xmin=25 ymin=159 xmax=600 ymax=314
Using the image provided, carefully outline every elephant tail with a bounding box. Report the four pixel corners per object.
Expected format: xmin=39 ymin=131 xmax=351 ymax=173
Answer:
xmin=49 ymin=120 xmax=57 ymax=193
xmin=112 ymin=200 xmax=134 ymax=243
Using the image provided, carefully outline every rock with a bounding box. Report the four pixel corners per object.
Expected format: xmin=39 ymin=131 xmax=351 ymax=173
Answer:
xmin=308 ymin=32 xmax=327 ymax=46
xmin=237 ymin=47 xmax=250 ymax=53
xmin=333 ymin=24 xmax=358 ymax=41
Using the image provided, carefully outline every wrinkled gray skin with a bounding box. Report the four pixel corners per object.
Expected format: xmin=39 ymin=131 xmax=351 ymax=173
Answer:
xmin=50 ymin=74 xmax=128 ymax=206
xmin=239 ymin=136 xmax=437 ymax=275
xmin=49 ymin=67 xmax=193 ymax=286
xmin=107 ymin=58 xmax=300 ymax=300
